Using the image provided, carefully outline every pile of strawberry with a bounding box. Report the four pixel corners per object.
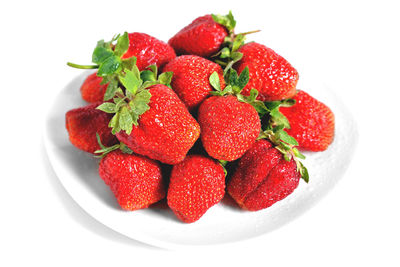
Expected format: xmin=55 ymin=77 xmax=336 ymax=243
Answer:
xmin=65 ymin=12 xmax=335 ymax=223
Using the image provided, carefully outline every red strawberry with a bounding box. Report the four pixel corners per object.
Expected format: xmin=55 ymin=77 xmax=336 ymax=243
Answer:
xmin=65 ymin=102 xmax=117 ymax=154
xmin=279 ymin=90 xmax=335 ymax=151
xmin=167 ymin=155 xmax=225 ymax=223
xmin=116 ymin=84 xmax=200 ymax=165
xmin=227 ymin=139 xmax=301 ymax=211
xmin=99 ymin=150 xmax=165 ymax=211
xmin=80 ymin=72 xmax=108 ymax=103
xmin=121 ymin=32 xmax=176 ymax=70
xmin=162 ymin=55 xmax=225 ymax=111
xmin=168 ymin=14 xmax=228 ymax=58
xmin=234 ymin=42 xmax=299 ymax=101
xmin=198 ymin=95 xmax=261 ymax=161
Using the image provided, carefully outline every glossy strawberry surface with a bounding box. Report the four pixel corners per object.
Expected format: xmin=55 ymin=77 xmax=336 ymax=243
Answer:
xmin=198 ymin=95 xmax=260 ymax=161
xmin=227 ymin=139 xmax=301 ymax=211
xmin=167 ymin=155 xmax=225 ymax=223
xmin=80 ymin=72 xmax=108 ymax=103
xmin=168 ymin=15 xmax=228 ymax=58
xmin=65 ymin=102 xmax=117 ymax=154
xmin=280 ymin=90 xmax=335 ymax=151
xmin=116 ymin=84 xmax=200 ymax=165
xmin=234 ymin=42 xmax=299 ymax=101
xmin=99 ymin=150 xmax=165 ymax=211
xmin=162 ymin=55 xmax=225 ymax=111
xmin=122 ymin=32 xmax=176 ymax=70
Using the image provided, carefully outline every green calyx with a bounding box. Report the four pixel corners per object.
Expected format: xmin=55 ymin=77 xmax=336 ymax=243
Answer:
xmin=209 ymin=66 xmax=249 ymax=96
xmin=209 ymin=67 xmax=261 ymax=107
xmin=68 ymin=32 xmax=173 ymax=136
xmin=96 ymin=63 xmax=173 ymax=135
xmin=94 ymin=133 xmax=133 ymax=158
xmin=211 ymin=11 xmax=260 ymax=75
xmin=212 ymin=11 xmax=236 ymax=34
xmin=257 ymin=100 xmax=309 ymax=183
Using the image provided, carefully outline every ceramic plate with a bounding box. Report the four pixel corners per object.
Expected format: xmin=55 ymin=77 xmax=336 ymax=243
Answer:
xmin=44 ymin=71 xmax=357 ymax=249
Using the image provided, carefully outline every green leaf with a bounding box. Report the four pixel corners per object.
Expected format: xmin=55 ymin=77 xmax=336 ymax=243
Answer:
xmin=119 ymin=106 xmax=133 ymax=134
xmin=220 ymin=47 xmax=231 ymax=58
xmin=130 ymin=90 xmax=151 ymax=119
xmin=231 ymin=51 xmax=243 ymax=61
xmin=246 ymin=88 xmax=258 ymax=103
xmin=109 ymin=113 xmax=120 ymax=134
xmin=114 ymin=32 xmax=129 ymax=57
xmin=121 ymin=57 xmax=137 ymax=71
xmin=96 ymin=102 xmax=116 ymax=113
xmin=270 ymin=108 xmax=291 ymax=129
xmin=237 ymin=66 xmax=249 ymax=89
xmin=264 ymin=101 xmax=281 ymax=111
xmin=300 ymin=162 xmax=309 ymax=183
xmin=97 ymin=56 xmax=121 ymax=76
xmin=92 ymin=46 xmax=113 ymax=64
xmin=232 ymin=34 xmax=245 ymax=52
xmin=211 ymin=11 xmax=236 ymax=32
xmin=131 ymin=65 xmax=141 ymax=80
xmin=158 ymin=71 xmax=173 ymax=86
xmin=149 ymin=65 xmax=158 ymax=75
xmin=142 ymin=80 xmax=158 ymax=89
xmin=140 ymin=70 xmax=157 ymax=82
xmin=280 ymin=98 xmax=296 ymax=107
xmin=222 ymin=84 xmax=233 ymax=94
xmin=103 ymin=78 xmax=119 ymax=101
xmin=293 ymin=148 xmax=306 ymax=160
xmin=228 ymin=68 xmax=239 ymax=86
xmin=279 ymin=130 xmax=299 ymax=146
xmin=119 ymin=69 xmax=142 ymax=95
xmin=251 ymin=101 xmax=269 ymax=115
xmin=209 ymin=71 xmax=221 ymax=91
xmin=236 ymin=94 xmax=246 ymax=102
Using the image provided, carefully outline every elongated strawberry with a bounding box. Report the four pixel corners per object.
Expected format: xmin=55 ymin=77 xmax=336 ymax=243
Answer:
xmin=162 ymin=55 xmax=225 ymax=111
xmin=121 ymin=32 xmax=176 ymax=70
xmin=168 ymin=13 xmax=235 ymax=57
xmin=227 ymin=139 xmax=301 ymax=211
xmin=279 ymin=90 xmax=335 ymax=151
xmin=167 ymin=155 xmax=225 ymax=223
xmin=80 ymin=72 xmax=108 ymax=103
xmin=115 ymin=84 xmax=200 ymax=165
xmin=99 ymin=150 xmax=165 ymax=211
xmin=65 ymin=102 xmax=117 ymax=154
xmin=198 ymin=68 xmax=261 ymax=161
xmin=234 ymin=42 xmax=299 ymax=101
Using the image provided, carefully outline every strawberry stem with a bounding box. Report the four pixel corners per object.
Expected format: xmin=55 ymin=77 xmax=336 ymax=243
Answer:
xmin=236 ymin=29 xmax=261 ymax=36
xmin=67 ymin=62 xmax=99 ymax=69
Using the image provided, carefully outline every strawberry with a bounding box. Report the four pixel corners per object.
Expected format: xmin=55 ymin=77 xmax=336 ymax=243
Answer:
xmin=99 ymin=150 xmax=165 ymax=211
xmin=198 ymin=95 xmax=260 ymax=161
xmin=65 ymin=102 xmax=118 ymax=154
xmin=168 ymin=13 xmax=237 ymax=58
xmin=279 ymin=90 xmax=335 ymax=151
xmin=121 ymin=32 xmax=176 ymax=70
xmin=162 ymin=55 xmax=225 ymax=111
xmin=114 ymin=84 xmax=200 ymax=165
xmin=227 ymin=139 xmax=301 ymax=211
xmin=197 ymin=68 xmax=261 ymax=161
xmin=80 ymin=72 xmax=108 ymax=103
xmin=167 ymin=155 xmax=225 ymax=223
xmin=234 ymin=42 xmax=299 ymax=101
xmin=69 ymin=33 xmax=200 ymax=164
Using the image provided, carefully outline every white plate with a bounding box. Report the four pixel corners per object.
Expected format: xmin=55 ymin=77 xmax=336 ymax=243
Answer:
xmin=43 ymin=71 xmax=357 ymax=249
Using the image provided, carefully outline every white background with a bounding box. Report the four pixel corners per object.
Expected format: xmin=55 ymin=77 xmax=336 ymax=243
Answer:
xmin=1 ymin=0 xmax=399 ymax=266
